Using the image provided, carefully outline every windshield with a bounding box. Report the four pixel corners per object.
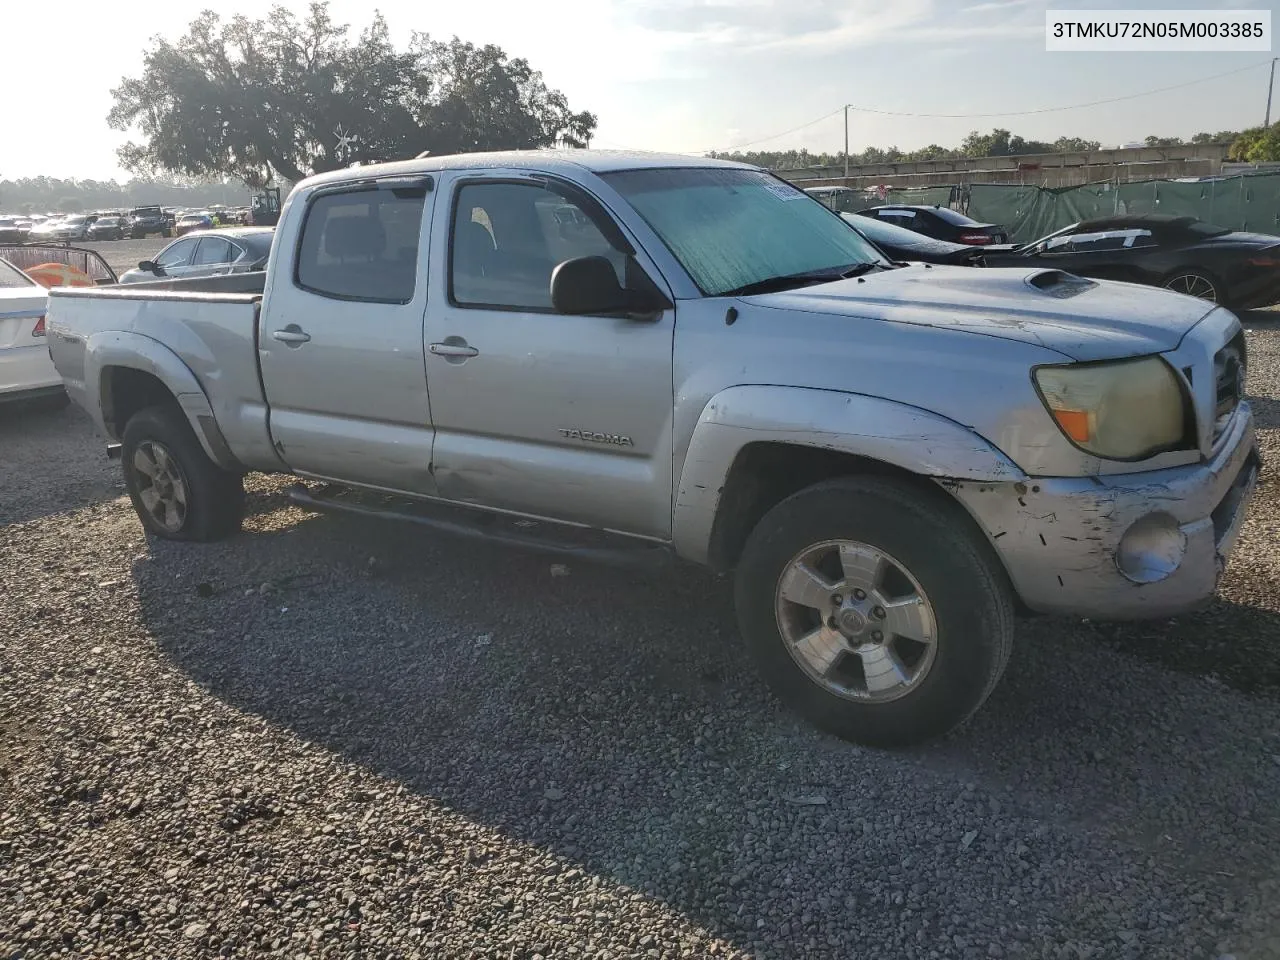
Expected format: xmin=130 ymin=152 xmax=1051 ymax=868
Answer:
xmin=601 ymin=167 xmax=886 ymax=296
xmin=927 ymin=206 xmax=984 ymax=226
xmin=1183 ymin=219 xmax=1232 ymax=238
xmin=842 ymin=213 xmax=958 ymax=252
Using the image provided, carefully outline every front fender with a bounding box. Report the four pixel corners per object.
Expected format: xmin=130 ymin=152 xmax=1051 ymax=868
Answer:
xmin=671 ymin=385 xmax=1026 ymax=564
xmin=86 ymin=330 xmax=241 ymax=471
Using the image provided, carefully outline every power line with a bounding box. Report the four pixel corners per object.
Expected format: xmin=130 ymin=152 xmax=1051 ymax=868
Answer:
xmin=845 ymin=59 xmax=1270 ymax=118
xmin=694 ymin=59 xmax=1270 ymax=154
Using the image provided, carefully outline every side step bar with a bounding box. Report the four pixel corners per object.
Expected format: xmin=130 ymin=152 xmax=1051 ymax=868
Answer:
xmin=286 ymin=483 xmax=672 ymax=570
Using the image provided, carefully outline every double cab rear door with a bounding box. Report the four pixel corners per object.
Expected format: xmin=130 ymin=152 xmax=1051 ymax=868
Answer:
xmin=257 ymin=169 xmax=676 ymax=540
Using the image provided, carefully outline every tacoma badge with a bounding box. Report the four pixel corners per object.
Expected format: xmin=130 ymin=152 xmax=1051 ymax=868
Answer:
xmin=558 ymin=428 xmax=634 ymax=446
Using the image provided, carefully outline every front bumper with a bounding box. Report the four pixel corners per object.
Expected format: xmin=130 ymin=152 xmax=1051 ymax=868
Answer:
xmin=950 ymin=403 xmax=1261 ymax=620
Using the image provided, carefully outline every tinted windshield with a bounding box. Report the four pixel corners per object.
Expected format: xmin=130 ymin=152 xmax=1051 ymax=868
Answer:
xmin=601 ymin=167 xmax=886 ymax=296
xmin=927 ymin=206 xmax=983 ymax=226
xmin=1183 ymin=219 xmax=1232 ymax=238
xmin=843 ymin=213 xmax=959 ymax=252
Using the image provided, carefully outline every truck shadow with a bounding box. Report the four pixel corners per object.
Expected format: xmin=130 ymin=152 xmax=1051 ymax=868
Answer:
xmin=129 ymin=495 xmax=1280 ymax=955
xmin=0 ymin=400 xmax=125 ymax=527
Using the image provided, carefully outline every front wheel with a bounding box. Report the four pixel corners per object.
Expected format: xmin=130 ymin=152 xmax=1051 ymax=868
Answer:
xmin=734 ymin=476 xmax=1014 ymax=747
xmin=121 ymin=404 xmax=245 ymax=541
xmin=1162 ymin=269 xmax=1221 ymax=304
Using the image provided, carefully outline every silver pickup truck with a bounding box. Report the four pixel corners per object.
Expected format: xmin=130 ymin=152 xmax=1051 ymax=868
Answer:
xmin=46 ymin=151 xmax=1261 ymax=747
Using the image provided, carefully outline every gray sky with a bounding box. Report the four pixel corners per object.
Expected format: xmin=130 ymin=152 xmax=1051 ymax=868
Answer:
xmin=4 ymin=0 xmax=1279 ymax=180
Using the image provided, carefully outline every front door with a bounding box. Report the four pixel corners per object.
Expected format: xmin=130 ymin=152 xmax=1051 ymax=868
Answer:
xmin=422 ymin=173 xmax=675 ymax=538
xmin=258 ymin=176 xmax=439 ymax=495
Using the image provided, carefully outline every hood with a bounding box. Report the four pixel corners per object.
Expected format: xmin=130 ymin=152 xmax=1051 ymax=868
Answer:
xmin=751 ymin=264 xmax=1215 ymax=362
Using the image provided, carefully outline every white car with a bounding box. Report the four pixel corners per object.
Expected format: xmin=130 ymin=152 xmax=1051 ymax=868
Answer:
xmin=0 ymin=258 xmax=61 ymax=404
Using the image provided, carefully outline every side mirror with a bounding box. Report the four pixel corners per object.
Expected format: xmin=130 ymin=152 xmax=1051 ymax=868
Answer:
xmin=139 ymin=260 xmax=164 ymax=275
xmin=550 ymin=256 xmax=666 ymax=317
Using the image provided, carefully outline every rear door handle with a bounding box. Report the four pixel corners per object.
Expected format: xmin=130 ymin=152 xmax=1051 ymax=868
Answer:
xmin=272 ymin=325 xmax=311 ymax=345
xmin=429 ymin=340 xmax=479 ymax=358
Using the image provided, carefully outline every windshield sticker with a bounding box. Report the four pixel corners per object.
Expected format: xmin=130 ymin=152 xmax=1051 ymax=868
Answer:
xmin=758 ymin=176 xmax=806 ymax=201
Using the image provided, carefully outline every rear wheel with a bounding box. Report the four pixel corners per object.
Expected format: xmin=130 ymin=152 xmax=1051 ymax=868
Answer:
xmin=734 ymin=476 xmax=1014 ymax=747
xmin=1162 ymin=269 xmax=1221 ymax=304
xmin=121 ymin=404 xmax=244 ymax=541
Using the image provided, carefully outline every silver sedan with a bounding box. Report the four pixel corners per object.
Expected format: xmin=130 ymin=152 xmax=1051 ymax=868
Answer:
xmin=119 ymin=228 xmax=275 ymax=284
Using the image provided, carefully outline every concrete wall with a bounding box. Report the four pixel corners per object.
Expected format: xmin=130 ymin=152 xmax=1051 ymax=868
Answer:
xmin=773 ymin=143 xmax=1231 ymax=190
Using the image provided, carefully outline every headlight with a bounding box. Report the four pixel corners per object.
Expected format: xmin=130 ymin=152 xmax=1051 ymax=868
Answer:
xmin=1033 ymin=356 xmax=1189 ymax=460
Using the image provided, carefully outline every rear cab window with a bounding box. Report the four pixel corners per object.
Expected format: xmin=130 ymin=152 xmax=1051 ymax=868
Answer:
xmin=295 ymin=180 xmax=430 ymax=304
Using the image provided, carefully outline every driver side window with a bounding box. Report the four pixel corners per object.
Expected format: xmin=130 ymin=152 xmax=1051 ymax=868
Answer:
xmin=449 ymin=181 xmax=625 ymax=311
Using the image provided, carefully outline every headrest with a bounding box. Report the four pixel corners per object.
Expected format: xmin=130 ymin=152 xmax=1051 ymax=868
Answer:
xmin=324 ymin=215 xmax=386 ymax=259
xmin=459 ymin=220 xmax=495 ymax=255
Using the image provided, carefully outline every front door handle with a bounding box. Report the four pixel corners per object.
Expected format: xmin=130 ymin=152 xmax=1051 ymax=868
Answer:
xmin=429 ymin=338 xmax=479 ymax=359
xmin=272 ymin=324 xmax=311 ymax=345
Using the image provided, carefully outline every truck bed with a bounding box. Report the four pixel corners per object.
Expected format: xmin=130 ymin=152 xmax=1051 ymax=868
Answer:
xmin=45 ymin=274 xmax=271 ymax=466
xmin=67 ymin=270 xmax=267 ymax=299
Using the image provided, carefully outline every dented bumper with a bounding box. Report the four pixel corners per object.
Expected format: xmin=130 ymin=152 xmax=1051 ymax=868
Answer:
xmin=949 ymin=403 xmax=1261 ymax=620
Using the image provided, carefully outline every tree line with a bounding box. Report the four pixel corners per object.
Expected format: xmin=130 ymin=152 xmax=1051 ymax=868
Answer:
xmin=0 ymin=176 xmax=256 ymax=216
xmin=712 ymin=126 xmax=1280 ymax=170
xmin=108 ymin=2 xmax=595 ymax=189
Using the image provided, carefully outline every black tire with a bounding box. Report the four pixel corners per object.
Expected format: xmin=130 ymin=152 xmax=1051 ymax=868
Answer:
xmin=1162 ymin=268 xmax=1224 ymax=306
xmin=734 ymin=476 xmax=1014 ymax=748
xmin=162 ymin=229 xmax=172 ymax=238
xmin=121 ymin=404 xmax=244 ymax=541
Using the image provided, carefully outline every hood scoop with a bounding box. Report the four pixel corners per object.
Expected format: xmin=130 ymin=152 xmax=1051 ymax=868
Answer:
xmin=1025 ymin=270 xmax=1097 ymax=299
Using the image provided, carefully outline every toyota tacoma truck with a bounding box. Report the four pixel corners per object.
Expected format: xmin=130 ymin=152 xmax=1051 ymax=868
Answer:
xmin=45 ymin=151 xmax=1261 ymax=747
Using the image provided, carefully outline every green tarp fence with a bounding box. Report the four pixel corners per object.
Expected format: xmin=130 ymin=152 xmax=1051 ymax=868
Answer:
xmin=883 ymin=186 xmax=956 ymax=208
xmin=812 ymin=186 xmax=956 ymax=213
xmin=967 ymin=173 xmax=1280 ymax=244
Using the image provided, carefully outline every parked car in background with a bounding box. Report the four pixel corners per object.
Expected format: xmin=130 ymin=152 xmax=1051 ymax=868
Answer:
xmin=0 ymin=244 xmax=118 ymax=287
xmin=841 ymin=212 xmax=988 ymax=266
xmin=128 ymin=206 xmax=171 ymax=239
xmin=87 ymin=216 xmax=128 ymax=241
xmin=46 ymin=215 xmax=95 ymax=241
xmin=0 ymin=257 xmax=64 ymax=405
xmin=0 ymin=218 xmax=25 ymax=243
xmin=44 ymin=150 xmax=1260 ymax=748
xmin=856 ymin=205 xmax=1009 ymax=245
xmin=119 ymin=227 xmax=274 ymax=284
xmin=982 ymin=215 xmax=1280 ymax=309
xmin=28 ymin=218 xmax=63 ymax=242
xmin=174 ymin=212 xmax=214 ymax=236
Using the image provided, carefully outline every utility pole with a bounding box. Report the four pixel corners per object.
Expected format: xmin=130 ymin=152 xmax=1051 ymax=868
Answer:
xmin=1267 ymin=58 xmax=1278 ymax=128
xmin=839 ymin=104 xmax=849 ymax=181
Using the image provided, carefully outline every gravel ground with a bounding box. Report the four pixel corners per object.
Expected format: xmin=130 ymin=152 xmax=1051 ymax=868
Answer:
xmin=2 ymin=324 xmax=1280 ymax=959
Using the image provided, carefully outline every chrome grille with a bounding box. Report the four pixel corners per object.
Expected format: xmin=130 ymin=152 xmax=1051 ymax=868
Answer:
xmin=1212 ymin=331 xmax=1246 ymax=442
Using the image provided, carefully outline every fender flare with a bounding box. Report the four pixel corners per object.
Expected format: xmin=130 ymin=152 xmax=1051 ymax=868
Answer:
xmin=671 ymin=384 xmax=1027 ymax=565
xmin=85 ymin=330 xmax=241 ymax=471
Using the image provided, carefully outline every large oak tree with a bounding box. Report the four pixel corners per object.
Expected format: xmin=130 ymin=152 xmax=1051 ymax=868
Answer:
xmin=108 ymin=2 xmax=597 ymax=187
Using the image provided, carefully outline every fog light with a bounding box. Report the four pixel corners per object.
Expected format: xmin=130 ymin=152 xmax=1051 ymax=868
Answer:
xmin=1116 ymin=512 xmax=1186 ymax=584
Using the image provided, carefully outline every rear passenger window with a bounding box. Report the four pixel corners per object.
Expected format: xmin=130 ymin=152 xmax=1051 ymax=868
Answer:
xmin=295 ymin=185 xmax=427 ymax=303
